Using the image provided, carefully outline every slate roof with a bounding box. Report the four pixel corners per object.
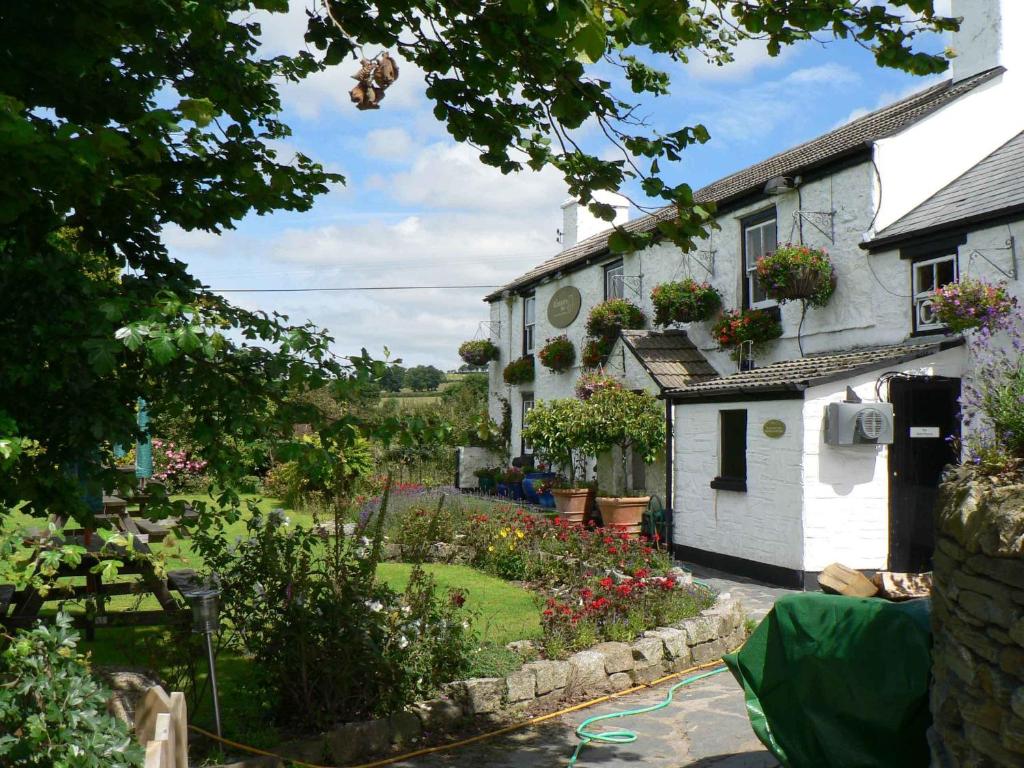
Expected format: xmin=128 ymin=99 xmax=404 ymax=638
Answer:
xmin=866 ymin=129 xmax=1024 ymax=250
xmin=618 ymin=330 xmax=718 ymax=391
xmin=666 ymin=338 xmax=963 ymax=401
xmin=485 ymin=67 xmax=1003 ymax=302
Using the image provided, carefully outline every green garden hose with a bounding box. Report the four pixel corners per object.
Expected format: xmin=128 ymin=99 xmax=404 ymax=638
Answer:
xmin=567 ymin=665 xmax=730 ymax=766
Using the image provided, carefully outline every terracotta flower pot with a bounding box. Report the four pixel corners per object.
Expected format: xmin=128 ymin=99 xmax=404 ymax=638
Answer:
xmin=552 ymin=488 xmax=590 ymax=525
xmin=596 ymin=496 xmax=651 ymax=539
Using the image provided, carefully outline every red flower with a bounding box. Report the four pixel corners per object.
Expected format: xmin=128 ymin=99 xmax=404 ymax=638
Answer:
xmin=599 ymin=576 xmax=614 ymax=589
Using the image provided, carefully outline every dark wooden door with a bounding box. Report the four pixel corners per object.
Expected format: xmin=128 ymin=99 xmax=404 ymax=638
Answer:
xmin=888 ymin=377 xmax=961 ymax=572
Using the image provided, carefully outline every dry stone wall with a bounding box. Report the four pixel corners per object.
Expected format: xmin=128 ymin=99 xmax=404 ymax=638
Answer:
xmin=931 ymin=467 xmax=1024 ymax=767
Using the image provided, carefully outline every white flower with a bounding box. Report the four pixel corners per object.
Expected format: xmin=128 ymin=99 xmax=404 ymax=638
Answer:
xmin=397 ymin=635 xmax=409 ymax=649
xmin=367 ymin=600 xmax=384 ymax=613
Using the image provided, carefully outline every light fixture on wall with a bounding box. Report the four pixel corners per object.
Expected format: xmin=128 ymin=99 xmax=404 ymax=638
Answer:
xmin=764 ymin=176 xmax=796 ymax=196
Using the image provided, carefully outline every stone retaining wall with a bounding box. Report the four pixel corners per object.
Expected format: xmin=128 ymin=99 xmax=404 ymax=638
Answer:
xmin=930 ymin=468 xmax=1024 ymax=766
xmin=316 ymin=598 xmax=746 ymax=766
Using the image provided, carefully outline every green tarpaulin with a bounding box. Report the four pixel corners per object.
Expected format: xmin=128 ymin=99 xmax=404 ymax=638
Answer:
xmin=723 ymin=593 xmax=932 ymax=768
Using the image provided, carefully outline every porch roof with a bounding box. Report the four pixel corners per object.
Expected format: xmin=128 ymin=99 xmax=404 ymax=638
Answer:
xmin=619 ymin=330 xmax=718 ymax=391
xmin=666 ymin=338 xmax=963 ymax=402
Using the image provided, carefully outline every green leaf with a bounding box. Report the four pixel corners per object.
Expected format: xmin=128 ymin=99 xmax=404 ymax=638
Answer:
xmin=572 ymin=19 xmax=607 ymax=64
xmin=177 ymin=98 xmax=216 ymax=127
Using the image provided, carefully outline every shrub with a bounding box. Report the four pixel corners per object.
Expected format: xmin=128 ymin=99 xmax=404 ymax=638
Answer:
xmin=585 ymin=298 xmax=646 ymax=340
xmin=932 ymin=278 xmax=1017 ymax=333
xmin=522 ymin=398 xmax=593 ymax=484
xmin=711 ymin=308 xmax=783 ymax=349
xmin=192 ymin=505 xmax=474 ymax=730
xmin=651 ymin=279 xmax=722 ymax=325
xmin=538 ymin=335 xmax=576 ymax=373
xmin=458 ymin=339 xmax=500 ymax=366
xmin=582 ymin=387 xmax=666 ymax=495
xmin=502 ymin=355 xmax=535 ymax=385
xmin=755 ymin=244 xmax=836 ymax=307
xmin=581 ymin=337 xmax=612 ymax=368
xmin=0 ymin=614 xmax=143 ymax=768
xmin=151 ymin=437 xmax=208 ymax=492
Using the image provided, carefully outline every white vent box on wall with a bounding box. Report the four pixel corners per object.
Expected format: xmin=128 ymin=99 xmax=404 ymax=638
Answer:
xmin=824 ymin=402 xmax=895 ymax=446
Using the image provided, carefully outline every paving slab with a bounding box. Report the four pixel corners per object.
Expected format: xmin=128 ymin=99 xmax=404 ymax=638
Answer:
xmin=390 ymin=671 xmax=778 ymax=768
xmin=679 ymin=562 xmax=800 ymax=620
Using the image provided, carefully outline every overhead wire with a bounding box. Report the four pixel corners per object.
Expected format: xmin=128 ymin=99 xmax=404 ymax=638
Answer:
xmin=212 ymin=284 xmax=503 ymax=293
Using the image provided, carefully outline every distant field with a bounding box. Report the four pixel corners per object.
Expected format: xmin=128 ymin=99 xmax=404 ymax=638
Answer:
xmin=384 ymin=371 xmax=477 ymax=408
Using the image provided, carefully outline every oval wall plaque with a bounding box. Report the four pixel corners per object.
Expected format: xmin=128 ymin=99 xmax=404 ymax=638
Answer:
xmin=763 ymin=419 xmax=786 ymax=439
xmin=547 ymin=286 xmax=582 ymax=328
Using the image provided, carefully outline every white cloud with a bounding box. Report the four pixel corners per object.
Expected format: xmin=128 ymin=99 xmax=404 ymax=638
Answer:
xmin=785 ymin=63 xmax=861 ymax=86
xmin=364 ymin=128 xmax=415 ymax=160
xmin=684 ymin=37 xmax=797 ymax=81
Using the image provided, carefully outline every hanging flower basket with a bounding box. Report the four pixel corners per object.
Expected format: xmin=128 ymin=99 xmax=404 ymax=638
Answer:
xmin=932 ymin=278 xmax=1018 ymax=333
xmin=581 ymin=337 xmax=612 ymax=368
xmin=538 ymin=335 xmax=576 ymax=372
xmin=755 ymin=244 xmax=837 ymax=307
xmin=651 ymin=279 xmax=723 ymax=325
xmin=575 ymin=370 xmax=621 ymax=400
xmin=459 ymin=339 xmax=500 ymax=366
xmin=502 ymin=355 xmax=535 ymax=385
xmin=711 ymin=308 xmax=783 ymax=349
xmin=585 ymin=298 xmax=646 ymax=340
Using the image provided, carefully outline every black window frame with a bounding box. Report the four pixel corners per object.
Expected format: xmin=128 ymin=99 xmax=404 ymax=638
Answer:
xmin=711 ymin=409 xmax=747 ymax=492
xmin=522 ymin=293 xmax=536 ymax=355
xmin=740 ymin=207 xmax=778 ymax=310
xmin=521 ymin=393 xmax=535 ymax=455
xmin=603 ymin=259 xmax=625 ymax=300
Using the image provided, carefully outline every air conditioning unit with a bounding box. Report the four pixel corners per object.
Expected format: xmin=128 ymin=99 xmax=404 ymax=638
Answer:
xmin=824 ymin=402 xmax=894 ymax=446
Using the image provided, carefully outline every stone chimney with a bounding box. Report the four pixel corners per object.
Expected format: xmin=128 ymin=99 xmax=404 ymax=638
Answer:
xmin=560 ymin=191 xmax=630 ymax=250
xmin=949 ymin=0 xmax=1024 ymax=81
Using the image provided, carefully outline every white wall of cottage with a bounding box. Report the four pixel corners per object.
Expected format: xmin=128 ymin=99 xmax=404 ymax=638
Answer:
xmin=673 ymin=398 xmax=806 ymax=571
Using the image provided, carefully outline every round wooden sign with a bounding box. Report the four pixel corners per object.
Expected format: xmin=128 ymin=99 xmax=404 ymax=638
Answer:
xmin=547 ymin=286 xmax=582 ymax=328
xmin=763 ymin=419 xmax=786 ymax=439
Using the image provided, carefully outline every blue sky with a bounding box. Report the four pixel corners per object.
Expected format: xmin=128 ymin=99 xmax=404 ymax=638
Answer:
xmin=167 ymin=2 xmax=951 ymax=369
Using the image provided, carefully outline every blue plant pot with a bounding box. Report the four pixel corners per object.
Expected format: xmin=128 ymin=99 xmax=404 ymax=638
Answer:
xmin=523 ymin=472 xmax=555 ymax=505
xmin=539 ymin=490 xmax=556 ymax=509
xmin=509 ymin=481 xmax=524 ymax=501
xmin=496 ymin=482 xmax=509 ymax=498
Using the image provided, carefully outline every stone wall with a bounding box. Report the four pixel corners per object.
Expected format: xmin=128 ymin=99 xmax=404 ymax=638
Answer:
xmin=316 ymin=598 xmax=746 ymax=766
xmin=930 ymin=467 xmax=1024 ymax=766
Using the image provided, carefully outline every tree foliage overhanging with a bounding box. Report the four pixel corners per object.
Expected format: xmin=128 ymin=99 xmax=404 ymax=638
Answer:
xmin=0 ymin=1 xmax=956 ymax=521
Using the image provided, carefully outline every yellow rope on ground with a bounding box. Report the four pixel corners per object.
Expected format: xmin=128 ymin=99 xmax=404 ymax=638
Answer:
xmin=187 ymin=649 xmax=742 ymax=768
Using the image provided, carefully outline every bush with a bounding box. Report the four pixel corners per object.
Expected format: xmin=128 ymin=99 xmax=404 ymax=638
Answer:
xmin=581 ymin=337 xmax=612 ymax=368
xmin=755 ymin=244 xmax=836 ymax=307
xmin=651 ymin=279 xmax=722 ymax=325
xmin=458 ymin=339 xmax=500 ymax=366
xmin=502 ymin=355 xmax=535 ymax=385
xmin=585 ymin=298 xmax=646 ymax=340
xmin=192 ymin=505 xmax=475 ymax=730
xmin=0 ymin=614 xmax=143 ymax=768
xmin=538 ymin=335 xmax=576 ymax=373
xmin=933 ymin=278 xmax=1017 ymax=333
xmin=151 ymin=437 xmax=208 ymax=492
xmin=266 ymin=433 xmax=374 ymax=508
xmin=711 ymin=308 xmax=783 ymax=349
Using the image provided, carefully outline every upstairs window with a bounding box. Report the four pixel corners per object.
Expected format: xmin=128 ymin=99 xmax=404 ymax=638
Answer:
xmin=913 ymin=253 xmax=958 ymax=333
xmin=742 ymin=210 xmax=777 ymax=309
xmin=711 ymin=409 xmax=747 ymax=492
xmin=523 ymin=295 xmax=536 ymax=354
xmin=604 ymin=260 xmax=624 ymax=300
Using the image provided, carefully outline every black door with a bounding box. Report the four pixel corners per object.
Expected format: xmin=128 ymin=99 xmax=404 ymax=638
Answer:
xmin=888 ymin=377 xmax=961 ymax=572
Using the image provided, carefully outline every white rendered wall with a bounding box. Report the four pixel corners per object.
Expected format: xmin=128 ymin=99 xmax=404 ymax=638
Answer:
xmin=673 ymin=399 xmax=805 ymax=571
xmin=801 ymin=346 xmax=967 ymax=572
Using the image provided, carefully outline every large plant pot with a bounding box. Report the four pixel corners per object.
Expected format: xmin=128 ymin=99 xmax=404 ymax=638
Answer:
xmin=496 ymin=482 xmax=509 ymax=498
xmin=523 ymin=472 xmax=555 ymax=505
xmin=596 ymin=496 xmax=651 ymax=539
xmin=509 ymin=481 xmax=524 ymax=501
xmin=477 ymin=476 xmax=496 ymax=494
xmin=552 ymin=488 xmax=590 ymax=525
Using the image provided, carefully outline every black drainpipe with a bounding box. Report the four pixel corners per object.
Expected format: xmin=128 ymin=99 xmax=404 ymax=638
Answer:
xmin=663 ymin=396 xmax=674 ymax=553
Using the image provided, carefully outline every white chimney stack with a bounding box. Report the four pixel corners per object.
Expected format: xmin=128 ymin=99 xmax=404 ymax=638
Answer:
xmin=560 ymin=191 xmax=630 ymax=250
xmin=950 ymin=0 xmax=1024 ymax=82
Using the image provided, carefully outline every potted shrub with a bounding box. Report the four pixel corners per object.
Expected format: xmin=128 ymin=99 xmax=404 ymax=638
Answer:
xmin=522 ymin=398 xmax=597 ymax=524
xmin=473 ymin=466 xmax=497 ymax=494
xmin=500 ymin=466 xmax=525 ymax=500
xmin=932 ymin=277 xmax=1018 ymax=333
xmin=582 ymin=387 xmax=666 ymax=537
xmin=538 ymin=335 xmax=576 ymax=373
xmin=711 ymin=308 xmax=783 ymax=350
xmin=581 ymin=337 xmax=612 ymax=368
xmin=502 ymin=355 xmax=535 ymax=385
xmin=459 ymin=339 xmax=500 ymax=366
xmin=651 ymin=279 xmax=723 ymax=326
xmin=585 ymin=298 xmax=646 ymax=341
xmin=755 ymin=244 xmax=837 ymax=307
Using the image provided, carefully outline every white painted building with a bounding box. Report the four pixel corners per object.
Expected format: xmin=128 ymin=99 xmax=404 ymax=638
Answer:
xmin=478 ymin=0 xmax=1024 ymax=586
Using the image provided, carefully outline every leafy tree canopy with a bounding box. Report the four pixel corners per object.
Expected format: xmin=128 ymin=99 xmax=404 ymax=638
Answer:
xmin=404 ymin=365 xmax=447 ymax=392
xmin=0 ymin=0 xmax=955 ymax=522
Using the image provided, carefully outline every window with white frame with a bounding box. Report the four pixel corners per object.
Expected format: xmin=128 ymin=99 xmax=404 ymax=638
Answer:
xmin=521 ymin=394 xmax=535 ymax=454
xmin=604 ymin=260 xmax=624 ymax=300
xmin=523 ymin=295 xmax=536 ymax=354
xmin=913 ymin=253 xmax=958 ymax=333
xmin=742 ymin=210 xmax=777 ymax=309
